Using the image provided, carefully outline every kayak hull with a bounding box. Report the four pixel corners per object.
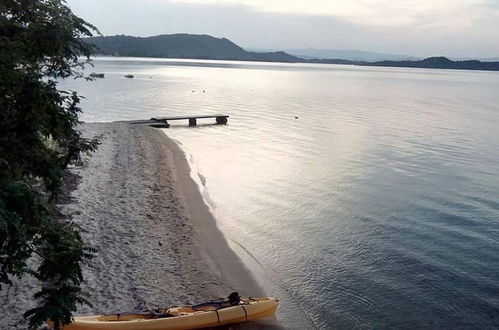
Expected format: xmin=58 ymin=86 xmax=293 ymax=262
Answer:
xmin=51 ymin=297 xmax=278 ymax=330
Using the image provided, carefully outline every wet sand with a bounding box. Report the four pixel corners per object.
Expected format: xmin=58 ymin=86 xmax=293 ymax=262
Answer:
xmin=0 ymin=123 xmax=279 ymax=329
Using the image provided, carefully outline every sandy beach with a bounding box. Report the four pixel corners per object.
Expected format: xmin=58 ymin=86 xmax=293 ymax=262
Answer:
xmin=0 ymin=123 xmax=279 ymax=329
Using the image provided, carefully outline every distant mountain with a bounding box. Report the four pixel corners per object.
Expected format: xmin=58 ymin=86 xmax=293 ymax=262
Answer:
xmin=365 ymin=56 xmax=499 ymax=71
xmin=310 ymin=56 xmax=499 ymax=71
xmin=272 ymin=48 xmax=420 ymax=62
xmin=84 ymin=35 xmax=499 ymax=71
xmin=84 ymin=34 xmax=301 ymax=63
xmin=478 ymin=57 xmax=499 ymax=62
xmin=454 ymin=57 xmax=499 ymax=62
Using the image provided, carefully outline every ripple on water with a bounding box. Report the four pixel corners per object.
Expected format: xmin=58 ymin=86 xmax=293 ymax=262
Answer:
xmin=58 ymin=59 xmax=499 ymax=329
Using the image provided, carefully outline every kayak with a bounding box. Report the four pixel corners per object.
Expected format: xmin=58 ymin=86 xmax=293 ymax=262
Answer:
xmin=49 ymin=297 xmax=278 ymax=330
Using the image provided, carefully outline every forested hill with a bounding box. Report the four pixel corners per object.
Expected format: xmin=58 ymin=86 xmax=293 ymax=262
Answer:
xmin=84 ymin=34 xmax=301 ymax=62
xmin=311 ymin=56 xmax=499 ymax=71
xmin=366 ymin=56 xmax=499 ymax=71
xmin=84 ymin=35 xmax=499 ymax=71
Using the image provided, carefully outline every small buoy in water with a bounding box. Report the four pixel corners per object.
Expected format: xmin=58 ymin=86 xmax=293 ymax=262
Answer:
xmin=295 ymin=116 xmax=299 ymax=119
xmin=192 ymin=90 xmax=195 ymax=93
xmin=203 ymin=90 xmax=206 ymax=93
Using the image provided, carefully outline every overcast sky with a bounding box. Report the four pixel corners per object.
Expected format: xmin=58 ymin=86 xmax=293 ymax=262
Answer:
xmin=66 ymin=0 xmax=499 ymax=58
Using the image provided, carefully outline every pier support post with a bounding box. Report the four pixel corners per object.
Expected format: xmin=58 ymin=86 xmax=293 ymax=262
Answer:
xmin=216 ymin=116 xmax=228 ymax=124
xmin=189 ymin=118 xmax=197 ymax=127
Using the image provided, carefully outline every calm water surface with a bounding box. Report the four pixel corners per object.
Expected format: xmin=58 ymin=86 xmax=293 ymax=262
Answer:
xmin=60 ymin=57 xmax=499 ymax=329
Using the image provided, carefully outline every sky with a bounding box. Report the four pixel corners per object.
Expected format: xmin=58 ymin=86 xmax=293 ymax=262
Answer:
xmin=66 ymin=0 xmax=499 ymax=58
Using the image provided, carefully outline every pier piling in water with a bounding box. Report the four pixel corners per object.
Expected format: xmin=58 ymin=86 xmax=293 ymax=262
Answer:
xmin=216 ymin=116 xmax=228 ymax=124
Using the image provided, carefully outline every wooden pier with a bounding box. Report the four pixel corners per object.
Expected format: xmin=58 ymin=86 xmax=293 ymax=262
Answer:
xmin=128 ymin=114 xmax=229 ymax=128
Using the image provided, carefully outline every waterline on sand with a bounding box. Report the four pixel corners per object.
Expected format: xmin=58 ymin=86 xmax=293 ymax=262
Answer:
xmin=0 ymin=123 xmax=279 ymax=329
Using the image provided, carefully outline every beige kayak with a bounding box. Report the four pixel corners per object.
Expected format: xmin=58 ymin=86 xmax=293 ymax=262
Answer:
xmin=51 ymin=297 xmax=278 ymax=330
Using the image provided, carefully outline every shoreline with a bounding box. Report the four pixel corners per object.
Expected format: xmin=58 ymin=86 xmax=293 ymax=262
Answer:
xmin=162 ymin=132 xmax=264 ymax=296
xmin=0 ymin=122 xmax=279 ymax=329
xmin=92 ymin=55 xmax=499 ymax=73
xmin=160 ymin=127 xmax=273 ymax=299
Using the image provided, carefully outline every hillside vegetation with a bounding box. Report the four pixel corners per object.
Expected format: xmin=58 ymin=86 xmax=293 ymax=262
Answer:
xmin=85 ymin=34 xmax=499 ymax=71
xmin=85 ymin=34 xmax=300 ymax=62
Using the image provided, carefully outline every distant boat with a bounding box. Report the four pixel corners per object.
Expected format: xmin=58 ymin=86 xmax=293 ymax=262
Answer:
xmin=89 ymin=72 xmax=105 ymax=78
xmin=125 ymin=74 xmax=134 ymax=78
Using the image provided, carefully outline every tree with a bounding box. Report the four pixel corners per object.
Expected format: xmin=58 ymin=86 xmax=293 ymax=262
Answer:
xmin=0 ymin=1 xmax=100 ymax=328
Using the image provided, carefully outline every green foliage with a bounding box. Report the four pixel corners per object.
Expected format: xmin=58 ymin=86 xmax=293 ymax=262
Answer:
xmin=0 ymin=0 xmax=100 ymax=328
xmin=85 ymin=34 xmax=302 ymax=62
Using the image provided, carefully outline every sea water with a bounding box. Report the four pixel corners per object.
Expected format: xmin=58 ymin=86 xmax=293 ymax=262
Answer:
xmin=60 ymin=57 xmax=499 ymax=329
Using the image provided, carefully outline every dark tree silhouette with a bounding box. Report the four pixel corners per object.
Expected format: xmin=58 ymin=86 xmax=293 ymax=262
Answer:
xmin=0 ymin=1 xmax=100 ymax=328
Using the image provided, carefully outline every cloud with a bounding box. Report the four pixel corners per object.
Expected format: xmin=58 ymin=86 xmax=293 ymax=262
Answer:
xmin=66 ymin=0 xmax=499 ymax=57
xmin=168 ymin=0 xmax=499 ymax=28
